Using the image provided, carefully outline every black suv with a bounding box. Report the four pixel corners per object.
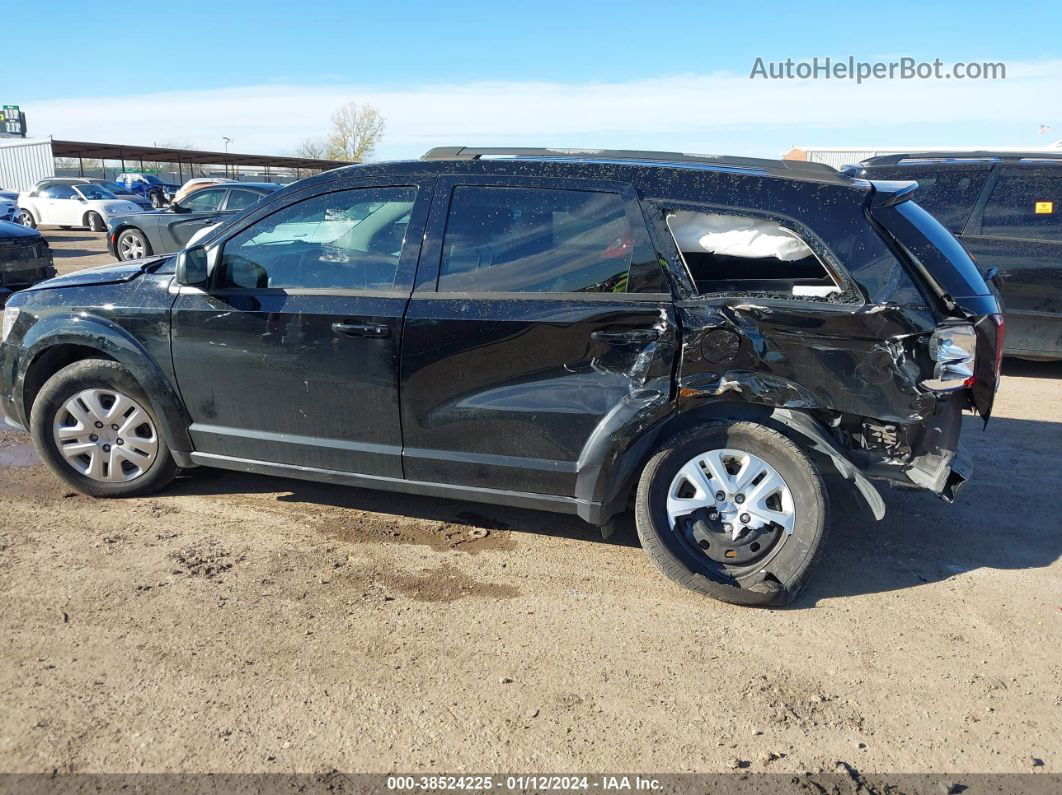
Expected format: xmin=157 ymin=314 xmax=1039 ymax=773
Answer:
xmin=0 ymin=147 xmax=1004 ymax=605
xmin=852 ymin=151 xmax=1061 ymax=360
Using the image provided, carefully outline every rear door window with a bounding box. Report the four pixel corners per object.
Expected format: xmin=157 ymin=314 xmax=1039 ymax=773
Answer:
xmin=980 ymin=172 xmax=1062 ymax=241
xmin=225 ymin=189 xmax=264 ymax=211
xmin=437 ymin=186 xmax=665 ymax=294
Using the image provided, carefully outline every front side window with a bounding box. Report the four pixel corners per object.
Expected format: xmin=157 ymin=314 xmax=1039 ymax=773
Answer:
xmin=41 ymin=185 xmax=77 ymax=199
xmin=437 ymin=186 xmax=664 ymax=294
xmin=215 ymin=186 xmax=416 ymax=290
xmin=181 ymin=188 xmax=227 ymax=212
xmin=665 ymin=209 xmax=840 ymax=299
xmin=980 ymin=173 xmax=1062 ymax=241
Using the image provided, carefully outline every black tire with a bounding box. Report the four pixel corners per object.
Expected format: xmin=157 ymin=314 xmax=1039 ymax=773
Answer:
xmin=635 ymin=420 xmax=828 ymax=606
xmin=17 ymin=209 xmax=36 ymax=229
xmin=116 ymin=228 xmax=152 ymax=261
xmin=85 ymin=211 xmax=105 ymax=232
xmin=30 ymin=359 xmax=179 ymax=498
xmin=150 ymin=191 xmax=164 ymax=208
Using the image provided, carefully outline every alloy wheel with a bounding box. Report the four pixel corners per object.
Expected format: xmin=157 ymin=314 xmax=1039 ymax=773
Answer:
xmin=52 ymin=388 xmax=159 ymax=482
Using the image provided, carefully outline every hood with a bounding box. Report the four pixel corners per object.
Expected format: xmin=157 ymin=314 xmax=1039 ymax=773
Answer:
xmin=0 ymin=219 xmax=43 ymax=240
xmin=24 ymin=256 xmax=167 ymax=290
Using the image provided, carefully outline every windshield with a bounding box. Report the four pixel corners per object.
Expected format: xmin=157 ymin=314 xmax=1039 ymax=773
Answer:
xmin=75 ymin=185 xmax=117 ymax=200
xmin=97 ymin=181 xmax=128 ymax=193
xmin=140 ymin=175 xmax=163 ymax=185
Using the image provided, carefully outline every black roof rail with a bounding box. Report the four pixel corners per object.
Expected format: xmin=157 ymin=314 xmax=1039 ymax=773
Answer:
xmin=861 ymin=150 xmax=1062 ymax=167
xmin=421 ymin=146 xmax=848 ymax=183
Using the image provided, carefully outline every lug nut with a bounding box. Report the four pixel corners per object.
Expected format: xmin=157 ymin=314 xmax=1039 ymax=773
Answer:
xmin=102 ymin=444 xmax=111 ymax=452
xmin=89 ymin=434 xmax=98 ymax=442
xmin=94 ymin=421 xmax=104 ymax=429
xmin=116 ymin=438 xmax=124 ymax=446
xmin=715 ymin=491 xmax=725 ymax=501
xmin=111 ymin=424 xmax=119 ymax=431
xmin=708 ymin=511 xmax=719 ymax=521
xmin=723 ymin=523 xmax=733 ymax=533
xmin=740 ymin=513 xmax=751 ymax=524
xmin=735 ymin=493 xmax=745 ymax=504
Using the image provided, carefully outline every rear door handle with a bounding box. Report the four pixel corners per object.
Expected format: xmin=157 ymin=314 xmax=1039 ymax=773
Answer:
xmin=332 ymin=321 xmax=392 ymax=338
xmin=591 ymin=328 xmax=661 ymax=345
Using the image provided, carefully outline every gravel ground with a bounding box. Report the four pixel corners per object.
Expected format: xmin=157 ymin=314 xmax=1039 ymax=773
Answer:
xmin=0 ymin=231 xmax=1058 ymax=775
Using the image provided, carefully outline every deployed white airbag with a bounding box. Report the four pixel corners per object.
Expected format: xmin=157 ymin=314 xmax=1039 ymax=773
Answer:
xmin=669 ymin=210 xmax=813 ymax=262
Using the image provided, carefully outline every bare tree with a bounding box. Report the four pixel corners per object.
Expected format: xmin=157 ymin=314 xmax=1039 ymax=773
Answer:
xmin=325 ymin=102 xmax=385 ymax=162
xmin=294 ymin=137 xmax=328 ymax=160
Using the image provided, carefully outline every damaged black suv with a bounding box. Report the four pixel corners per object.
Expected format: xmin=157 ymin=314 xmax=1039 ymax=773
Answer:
xmin=0 ymin=147 xmax=1004 ymax=605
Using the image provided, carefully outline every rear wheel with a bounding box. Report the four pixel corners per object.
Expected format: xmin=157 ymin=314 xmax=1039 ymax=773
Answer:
xmin=17 ymin=209 xmax=36 ymax=228
xmin=635 ymin=421 xmax=828 ymax=606
xmin=85 ymin=211 xmax=105 ymax=232
xmin=30 ymin=359 xmax=178 ymax=498
xmin=116 ymin=228 xmax=151 ymax=261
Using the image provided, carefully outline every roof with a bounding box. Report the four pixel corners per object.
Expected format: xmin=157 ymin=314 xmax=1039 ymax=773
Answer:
xmin=49 ymin=139 xmax=351 ymax=172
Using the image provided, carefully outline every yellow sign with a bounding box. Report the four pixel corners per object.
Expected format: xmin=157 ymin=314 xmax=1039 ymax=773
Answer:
xmin=1035 ymin=201 xmax=1054 ymax=214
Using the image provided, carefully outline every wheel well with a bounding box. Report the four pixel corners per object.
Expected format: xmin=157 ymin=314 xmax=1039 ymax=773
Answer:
xmin=82 ymin=210 xmax=98 ymax=225
xmin=23 ymin=345 xmax=115 ymax=418
xmin=603 ymin=403 xmax=825 ymax=520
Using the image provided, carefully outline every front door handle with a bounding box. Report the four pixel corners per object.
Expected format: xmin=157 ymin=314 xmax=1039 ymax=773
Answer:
xmin=332 ymin=321 xmax=391 ymax=338
xmin=591 ymin=328 xmax=661 ymax=345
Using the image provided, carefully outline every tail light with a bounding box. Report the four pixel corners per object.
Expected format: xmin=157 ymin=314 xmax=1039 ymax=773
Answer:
xmin=921 ymin=322 xmax=977 ymax=391
xmin=991 ymin=313 xmax=1006 ymax=386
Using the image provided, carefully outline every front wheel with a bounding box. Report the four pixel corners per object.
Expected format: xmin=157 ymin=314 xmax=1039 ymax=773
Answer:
xmin=116 ymin=228 xmax=151 ymax=261
xmin=85 ymin=211 xmax=105 ymax=232
xmin=17 ymin=209 xmax=36 ymax=228
xmin=30 ymin=359 xmax=179 ymax=498
xmin=635 ymin=421 xmax=828 ymax=606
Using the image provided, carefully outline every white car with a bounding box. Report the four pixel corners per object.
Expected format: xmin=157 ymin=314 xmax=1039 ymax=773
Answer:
xmin=18 ymin=183 xmax=143 ymax=232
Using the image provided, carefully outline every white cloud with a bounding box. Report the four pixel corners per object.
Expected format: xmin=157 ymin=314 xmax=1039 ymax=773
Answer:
xmin=24 ymin=59 xmax=1062 ymax=160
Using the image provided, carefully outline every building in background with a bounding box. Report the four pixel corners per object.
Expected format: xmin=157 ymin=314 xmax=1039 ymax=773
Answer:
xmin=784 ymin=142 xmax=1062 ymax=169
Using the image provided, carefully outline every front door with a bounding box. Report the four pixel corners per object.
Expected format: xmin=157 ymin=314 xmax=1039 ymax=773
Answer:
xmin=161 ymin=187 xmax=231 ymax=251
xmin=399 ymin=176 xmax=678 ymax=497
xmin=170 ymin=179 xmax=432 ymax=476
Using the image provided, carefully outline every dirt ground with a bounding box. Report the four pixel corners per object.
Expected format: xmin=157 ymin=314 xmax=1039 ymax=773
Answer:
xmin=0 ymin=230 xmax=1059 ymax=775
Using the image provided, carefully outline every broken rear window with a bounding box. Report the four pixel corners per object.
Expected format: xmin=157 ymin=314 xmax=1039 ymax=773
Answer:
xmin=665 ymin=210 xmax=841 ymax=299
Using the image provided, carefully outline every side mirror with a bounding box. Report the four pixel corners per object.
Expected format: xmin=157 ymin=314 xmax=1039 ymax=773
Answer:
xmin=175 ymin=245 xmax=209 ymax=286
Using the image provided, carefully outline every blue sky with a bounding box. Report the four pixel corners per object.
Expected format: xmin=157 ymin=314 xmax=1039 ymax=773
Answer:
xmin=8 ymin=0 xmax=1062 ymax=159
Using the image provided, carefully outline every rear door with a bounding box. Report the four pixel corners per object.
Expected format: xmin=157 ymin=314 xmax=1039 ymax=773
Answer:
xmin=161 ymin=187 xmax=230 ymax=251
xmin=170 ymin=178 xmax=432 ymax=475
xmin=960 ymin=166 xmax=1062 ymax=358
xmin=399 ymin=175 xmax=677 ymax=498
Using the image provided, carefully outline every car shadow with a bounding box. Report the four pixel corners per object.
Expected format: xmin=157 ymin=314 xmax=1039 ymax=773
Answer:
xmin=49 ymin=248 xmax=104 ymax=259
xmin=1001 ymin=357 xmax=1062 ymax=379
xmin=167 ymin=413 xmax=1060 ymax=604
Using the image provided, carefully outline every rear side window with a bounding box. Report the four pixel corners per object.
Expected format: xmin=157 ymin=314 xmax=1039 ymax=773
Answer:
xmin=40 ymin=185 xmax=76 ymax=199
xmin=980 ymin=173 xmax=1062 ymax=241
xmin=864 ymin=167 xmax=989 ymax=232
xmin=665 ymin=209 xmax=840 ymax=299
xmin=225 ymin=189 xmax=264 ymax=211
xmin=215 ymin=186 xmax=416 ymax=291
xmin=437 ymin=186 xmax=665 ymax=294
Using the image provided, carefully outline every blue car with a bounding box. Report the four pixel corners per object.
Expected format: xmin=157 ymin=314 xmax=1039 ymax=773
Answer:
xmin=113 ymin=173 xmax=181 ymax=208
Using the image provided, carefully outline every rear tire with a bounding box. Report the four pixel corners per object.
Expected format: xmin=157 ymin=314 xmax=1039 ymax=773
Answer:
xmin=85 ymin=211 xmax=105 ymax=232
xmin=30 ymin=359 xmax=179 ymax=498
xmin=635 ymin=420 xmax=828 ymax=606
xmin=17 ymin=209 xmax=36 ymax=229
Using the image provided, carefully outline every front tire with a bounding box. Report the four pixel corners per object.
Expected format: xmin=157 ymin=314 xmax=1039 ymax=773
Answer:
xmin=150 ymin=191 xmax=164 ymax=208
xmin=17 ymin=209 xmax=36 ymax=229
xmin=85 ymin=211 xmax=105 ymax=232
xmin=635 ymin=421 xmax=828 ymax=606
xmin=30 ymin=359 xmax=178 ymax=498
xmin=116 ymin=228 xmax=151 ymax=261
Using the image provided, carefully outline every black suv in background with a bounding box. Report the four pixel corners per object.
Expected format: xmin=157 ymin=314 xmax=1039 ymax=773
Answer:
xmin=852 ymin=151 xmax=1061 ymax=360
xmin=0 ymin=220 xmax=55 ymax=305
xmin=106 ymin=182 xmax=283 ymax=261
xmin=0 ymin=147 xmax=1003 ymax=606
